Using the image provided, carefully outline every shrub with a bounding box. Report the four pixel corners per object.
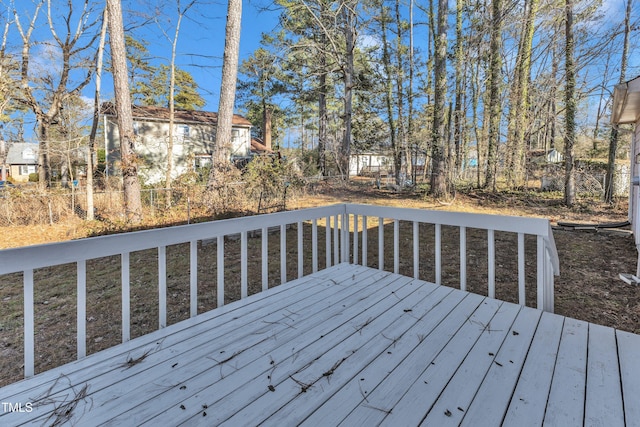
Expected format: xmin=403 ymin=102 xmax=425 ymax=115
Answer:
xmin=28 ymin=173 xmax=39 ymax=182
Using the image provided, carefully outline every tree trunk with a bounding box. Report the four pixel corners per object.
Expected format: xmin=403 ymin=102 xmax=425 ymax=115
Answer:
xmin=87 ymin=8 xmax=109 ymax=221
xmin=506 ymin=0 xmax=538 ymax=188
xmin=340 ymin=5 xmax=355 ymax=181
xmin=564 ymin=0 xmax=576 ymax=207
xmin=453 ymin=0 xmax=465 ymax=178
xmin=207 ymin=0 xmax=242 ymax=188
xmin=485 ymin=0 xmax=502 ymax=192
xmin=107 ymin=0 xmax=143 ymax=223
xmin=379 ymin=4 xmax=399 ymax=186
xmin=318 ymin=69 xmax=327 ymax=176
xmin=604 ymin=0 xmax=632 ymax=203
xmin=430 ymin=0 xmax=448 ymax=197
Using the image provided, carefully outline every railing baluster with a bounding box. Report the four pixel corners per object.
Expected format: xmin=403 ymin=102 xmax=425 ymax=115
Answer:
xmin=378 ymin=217 xmax=384 ymax=270
xmin=77 ymin=260 xmax=86 ymax=360
xmin=190 ymin=241 xmax=198 ymax=317
xmin=537 ymin=235 xmax=544 ymax=310
xmin=158 ymin=246 xmax=167 ymax=328
xmin=460 ymin=226 xmax=467 ymax=292
xmin=281 ymin=224 xmax=287 ymax=284
xmin=298 ymin=221 xmax=303 ymax=279
xmin=326 ymin=216 xmax=332 ymax=268
xmin=343 ymin=213 xmax=349 ymax=263
xmin=413 ymin=221 xmax=419 ymax=279
xmin=518 ymin=233 xmax=525 ymax=306
xmin=334 ymin=214 xmax=339 ymax=265
xmin=353 ymin=215 xmax=359 ymax=265
xmin=435 ymin=224 xmax=442 ymax=285
xmin=394 ymin=219 xmax=399 ymax=274
xmin=488 ymin=229 xmax=495 ymax=299
xmin=262 ymin=227 xmax=268 ymax=291
xmin=362 ymin=215 xmax=368 ymax=267
xmin=217 ymin=235 xmax=224 ymax=307
xmin=121 ymin=252 xmax=130 ymax=342
xmin=24 ymin=269 xmax=34 ymax=378
xmin=312 ymin=219 xmax=318 ymax=273
xmin=241 ymin=232 xmax=248 ymax=299
xmin=545 ymin=252 xmax=554 ymax=312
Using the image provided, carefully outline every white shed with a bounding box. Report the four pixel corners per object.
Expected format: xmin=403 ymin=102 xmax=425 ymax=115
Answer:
xmin=611 ymin=75 xmax=640 ymax=277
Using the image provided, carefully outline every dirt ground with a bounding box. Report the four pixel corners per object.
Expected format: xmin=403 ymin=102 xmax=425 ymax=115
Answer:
xmin=1 ymin=181 xmax=639 ymax=387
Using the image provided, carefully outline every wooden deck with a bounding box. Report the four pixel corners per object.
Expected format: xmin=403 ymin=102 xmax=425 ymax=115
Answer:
xmin=1 ymin=263 xmax=638 ymax=426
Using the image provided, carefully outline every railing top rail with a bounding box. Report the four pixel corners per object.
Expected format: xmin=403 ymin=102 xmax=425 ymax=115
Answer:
xmin=345 ymin=204 xmax=548 ymax=234
xmin=0 ymin=203 xmax=560 ymax=277
xmin=0 ymin=204 xmax=344 ymax=275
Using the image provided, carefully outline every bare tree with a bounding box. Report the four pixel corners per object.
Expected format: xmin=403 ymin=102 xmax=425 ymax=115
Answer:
xmin=14 ymin=0 xmax=101 ymax=187
xmin=564 ymin=0 xmax=576 ymax=207
xmin=484 ymin=0 xmax=502 ymax=192
xmin=604 ymin=0 xmax=632 ymax=203
xmin=87 ymin=8 xmax=108 ymax=221
xmin=156 ymin=0 xmax=197 ymax=207
xmin=207 ymin=0 xmax=242 ymax=188
xmin=106 ymin=0 xmax=143 ymax=222
xmin=430 ymin=0 xmax=448 ymax=197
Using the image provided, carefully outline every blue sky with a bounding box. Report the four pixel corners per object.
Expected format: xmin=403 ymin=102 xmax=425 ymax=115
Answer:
xmin=123 ymin=0 xmax=281 ymax=112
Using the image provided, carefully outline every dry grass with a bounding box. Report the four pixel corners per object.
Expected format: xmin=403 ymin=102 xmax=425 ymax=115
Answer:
xmin=0 ymin=181 xmax=638 ymax=388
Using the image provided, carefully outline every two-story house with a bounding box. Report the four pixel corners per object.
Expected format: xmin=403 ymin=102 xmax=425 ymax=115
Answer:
xmin=4 ymin=143 xmax=39 ymax=182
xmin=102 ymin=103 xmax=252 ymax=184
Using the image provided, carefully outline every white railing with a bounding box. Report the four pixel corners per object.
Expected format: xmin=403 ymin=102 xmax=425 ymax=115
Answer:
xmin=0 ymin=203 xmax=559 ymax=380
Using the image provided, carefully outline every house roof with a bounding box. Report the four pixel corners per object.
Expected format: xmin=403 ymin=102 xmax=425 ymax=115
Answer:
xmin=101 ymin=102 xmax=252 ymax=127
xmin=611 ymin=75 xmax=640 ymax=124
xmin=6 ymin=143 xmax=38 ymax=165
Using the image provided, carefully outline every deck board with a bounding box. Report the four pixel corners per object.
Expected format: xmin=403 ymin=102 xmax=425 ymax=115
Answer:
xmin=1 ymin=263 xmax=638 ymax=426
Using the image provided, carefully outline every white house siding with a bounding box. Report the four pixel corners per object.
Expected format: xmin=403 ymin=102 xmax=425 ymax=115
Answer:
xmin=105 ymin=117 xmax=251 ymax=185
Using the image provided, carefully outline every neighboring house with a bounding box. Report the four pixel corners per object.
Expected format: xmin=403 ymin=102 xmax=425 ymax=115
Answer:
xmin=350 ymin=152 xmax=393 ymax=176
xmin=530 ymin=148 xmax=564 ymax=164
xmin=102 ymin=103 xmax=252 ymax=184
xmin=5 ymin=143 xmax=38 ymax=183
xmin=611 ymin=75 xmax=640 ymax=277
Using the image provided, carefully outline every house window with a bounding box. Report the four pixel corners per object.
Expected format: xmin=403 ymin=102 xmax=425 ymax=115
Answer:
xmin=133 ymin=122 xmax=139 ymax=135
xmin=19 ymin=165 xmax=36 ymax=175
xmin=181 ymin=125 xmax=190 ymax=138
